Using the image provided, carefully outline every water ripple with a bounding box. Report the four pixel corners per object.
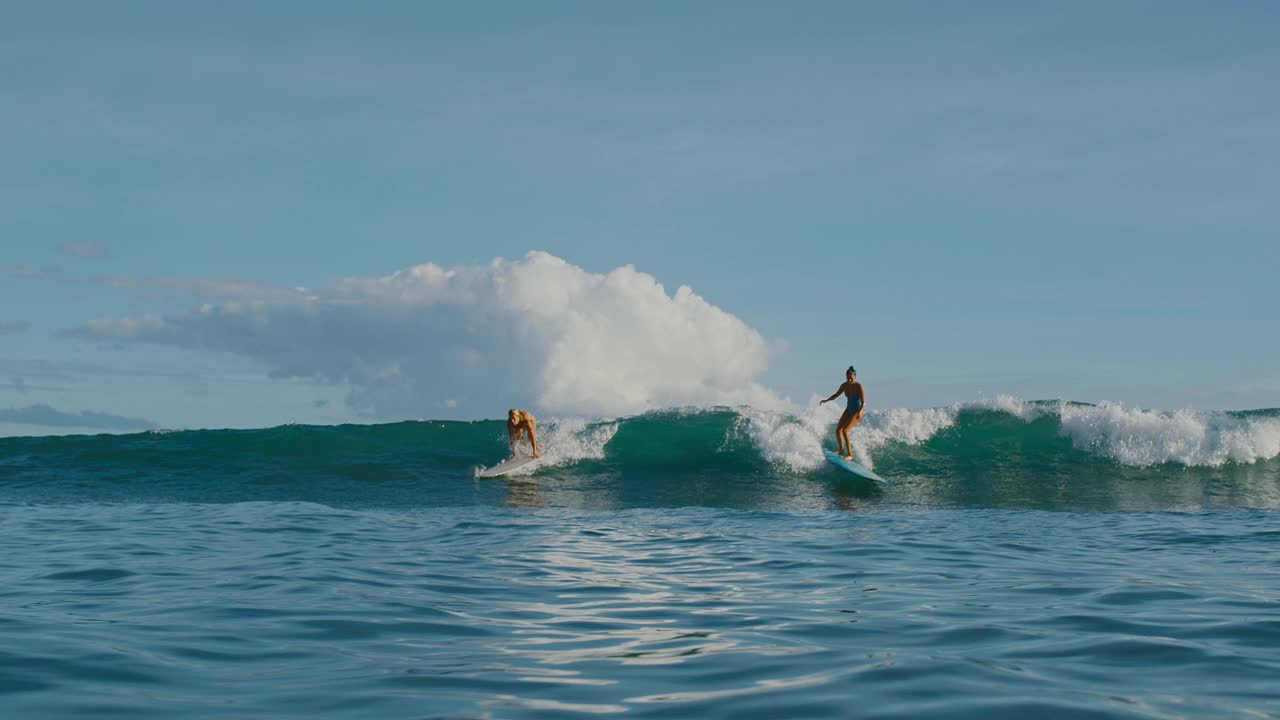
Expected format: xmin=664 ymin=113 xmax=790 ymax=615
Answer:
xmin=0 ymin=504 xmax=1278 ymax=718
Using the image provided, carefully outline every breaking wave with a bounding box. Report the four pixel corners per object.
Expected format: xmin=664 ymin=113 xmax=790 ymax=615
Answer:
xmin=2 ymin=398 xmax=1278 ymax=510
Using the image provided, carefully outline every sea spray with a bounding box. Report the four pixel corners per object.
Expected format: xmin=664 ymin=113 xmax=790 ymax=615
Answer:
xmin=736 ymin=396 xmax=1280 ymax=471
xmin=1058 ymin=402 xmax=1280 ymax=467
xmin=475 ymin=417 xmax=621 ymax=477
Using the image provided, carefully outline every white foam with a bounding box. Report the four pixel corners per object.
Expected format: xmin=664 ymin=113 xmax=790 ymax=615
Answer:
xmin=493 ymin=396 xmax=1280 ymax=476
xmin=532 ymin=417 xmax=619 ymax=467
xmin=739 ymin=398 xmax=959 ymax=472
xmin=959 ymin=394 xmax=1047 ymax=422
xmin=737 ymin=406 xmax=826 ymax=471
xmin=1057 ymin=403 xmax=1280 ymax=467
xmin=738 ymin=393 xmax=1280 ymax=471
xmin=473 ymin=416 xmax=618 ymax=478
xmin=850 ymin=406 xmax=957 ymax=463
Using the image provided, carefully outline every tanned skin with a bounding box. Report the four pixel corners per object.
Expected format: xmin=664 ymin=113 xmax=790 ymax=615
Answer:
xmin=507 ymin=409 xmax=541 ymax=459
xmin=819 ymin=369 xmax=864 ymax=459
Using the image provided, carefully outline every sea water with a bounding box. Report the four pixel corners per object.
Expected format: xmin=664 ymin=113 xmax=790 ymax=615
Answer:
xmin=2 ymin=402 xmax=1278 ymax=718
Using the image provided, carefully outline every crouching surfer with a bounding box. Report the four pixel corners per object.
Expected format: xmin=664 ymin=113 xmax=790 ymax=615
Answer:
xmin=819 ymin=366 xmax=864 ymax=460
xmin=507 ymin=409 xmax=541 ymax=459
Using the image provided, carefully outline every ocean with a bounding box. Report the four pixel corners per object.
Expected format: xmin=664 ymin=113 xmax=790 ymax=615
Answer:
xmin=2 ymin=401 xmax=1278 ymax=718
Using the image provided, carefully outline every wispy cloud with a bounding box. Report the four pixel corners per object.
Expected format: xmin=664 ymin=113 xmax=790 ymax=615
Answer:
xmin=2 ymin=265 xmax=300 ymax=301
xmin=101 ymin=275 xmax=306 ymax=301
xmin=0 ymin=403 xmax=154 ymax=430
xmin=0 ymin=376 xmax=75 ymax=394
xmin=1223 ymin=376 xmax=1280 ymax=397
xmin=59 ymin=241 xmax=110 ymax=259
xmin=5 ymin=4 xmax=1276 ymax=231
xmin=0 ymin=266 xmax=70 ymax=282
xmin=579 ymin=127 xmax=837 ymax=201
xmin=0 ymin=321 xmax=29 ymax=335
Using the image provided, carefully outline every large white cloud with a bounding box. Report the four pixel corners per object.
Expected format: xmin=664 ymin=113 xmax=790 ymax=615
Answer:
xmin=71 ymin=252 xmax=782 ymax=419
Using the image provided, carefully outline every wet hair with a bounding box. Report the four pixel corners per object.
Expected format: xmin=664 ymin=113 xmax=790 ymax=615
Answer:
xmin=846 ymin=366 xmax=856 ymax=376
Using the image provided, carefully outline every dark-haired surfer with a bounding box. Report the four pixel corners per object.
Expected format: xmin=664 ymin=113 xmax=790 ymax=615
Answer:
xmin=507 ymin=409 xmax=541 ymax=459
xmin=819 ymin=366 xmax=864 ymax=460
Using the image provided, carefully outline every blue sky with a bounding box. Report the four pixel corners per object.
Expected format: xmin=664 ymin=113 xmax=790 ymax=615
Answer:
xmin=2 ymin=1 xmax=1278 ymax=434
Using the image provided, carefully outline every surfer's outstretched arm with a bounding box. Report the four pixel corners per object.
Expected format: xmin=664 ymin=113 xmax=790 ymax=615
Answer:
xmin=528 ymin=420 xmax=541 ymax=459
xmin=820 ymin=384 xmax=846 ymax=404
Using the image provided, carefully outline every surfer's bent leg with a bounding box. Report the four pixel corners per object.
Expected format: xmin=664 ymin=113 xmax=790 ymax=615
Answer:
xmin=836 ymin=410 xmax=853 ymax=457
xmin=842 ymin=413 xmax=864 ymax=459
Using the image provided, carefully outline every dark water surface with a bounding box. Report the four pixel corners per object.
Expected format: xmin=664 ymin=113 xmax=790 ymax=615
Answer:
xmin=2 ymin=409 xmax=1279 ymax=717
xmin=2 ymin=504 xmax=1278 ymax=719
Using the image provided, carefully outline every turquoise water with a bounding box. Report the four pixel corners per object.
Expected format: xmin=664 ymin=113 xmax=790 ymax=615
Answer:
xmin=2 ymin=406 xmax=1279 ymax=718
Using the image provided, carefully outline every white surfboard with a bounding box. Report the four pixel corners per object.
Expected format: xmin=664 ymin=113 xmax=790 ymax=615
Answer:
xmin=477 ymin=455 xmax=541 ymax=479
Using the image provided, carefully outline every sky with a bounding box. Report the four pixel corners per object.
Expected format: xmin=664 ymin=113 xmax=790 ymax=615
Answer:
xmin=2 ymin=1 xmax=1278 ymax=435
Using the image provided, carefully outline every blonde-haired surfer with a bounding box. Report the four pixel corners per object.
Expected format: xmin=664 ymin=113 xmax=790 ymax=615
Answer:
xmin=507 ymin=409 xmax=541 ymax=459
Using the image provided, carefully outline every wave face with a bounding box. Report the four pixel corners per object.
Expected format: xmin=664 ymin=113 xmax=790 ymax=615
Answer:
xmin=2 ymin=400 xmax=1279 ymax=510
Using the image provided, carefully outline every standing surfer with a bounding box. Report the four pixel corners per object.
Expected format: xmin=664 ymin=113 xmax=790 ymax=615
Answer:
xmin=819 ymin=366 xmax=865 ymax=460
xmin=507 ymin=409 xmax=541 ymax=459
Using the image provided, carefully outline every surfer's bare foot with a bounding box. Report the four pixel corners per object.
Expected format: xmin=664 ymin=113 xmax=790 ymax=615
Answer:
xmin=843 ymin=455 xmax=853 ymax=460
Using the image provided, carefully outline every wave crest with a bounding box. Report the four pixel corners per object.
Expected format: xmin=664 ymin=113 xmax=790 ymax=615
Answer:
xmin=740 ymin=396 xmax=1280 ymax=469
xmin=1058 ymin=403 xmax=1280 ymax=467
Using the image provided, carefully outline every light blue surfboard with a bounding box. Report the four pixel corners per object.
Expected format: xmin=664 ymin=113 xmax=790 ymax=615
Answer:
xmin=824 ymin=450 xmax=886 ymax=483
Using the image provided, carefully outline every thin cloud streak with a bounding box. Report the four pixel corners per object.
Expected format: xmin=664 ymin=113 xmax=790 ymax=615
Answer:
xmin=4 ymin=5 xmax=1276 ymax=229
xmin=59 ymin=241 xmax=110 ymax=259
xmin=2 ymin=265 xmax=304 ymax=301
xmin=0 ymin=403 xmax=155 ymax=430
